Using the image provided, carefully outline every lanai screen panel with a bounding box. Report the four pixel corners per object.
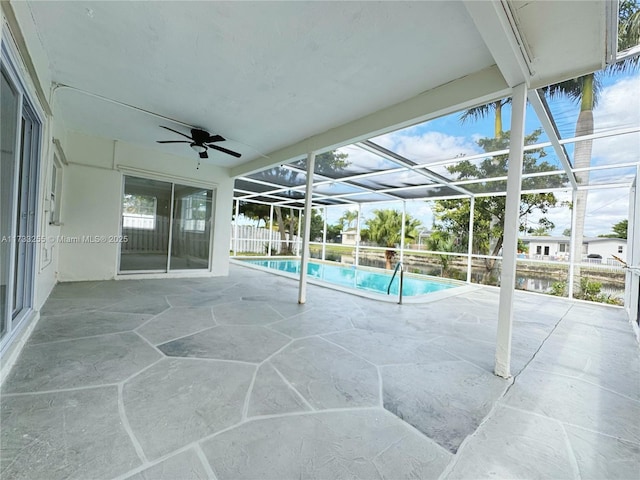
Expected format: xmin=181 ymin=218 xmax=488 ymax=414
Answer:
xmin=314 ymin=182 xmax=368 ymax=196
xmin=349 ymin=170 xmax=437 ymax=190
xmin=394 ymin=185 xmax=463 ymax=199
xmin=290 ymin=147 xmax=403 ymax=180
xmin=246 ymin=167 xmax=310 ymax=188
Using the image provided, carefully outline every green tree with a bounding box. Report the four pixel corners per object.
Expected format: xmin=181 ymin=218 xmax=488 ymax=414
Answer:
xmin=365 ymin=209 xmax=421 ymax=269
xmin=338 ymin=210 xmax=358 ymax=231
xmin=599 ymin=219 xmax=628 ymax=239
xmin=306 ymin=209 xmax=325 ymax=241
xmin=432 ymin=130 xmax=563 ymax=282
xmin=237 ymin=202 xmax=271 ymax=227
xmin=613 ymin=219 xmax=629 ymax=239
xmin=426 ymin=230 xmax=455 ymax=276
xmin=325 ymin=223 xmax=342 ymax=242
xmin=530 ymin=221 xmax=553 ymax=236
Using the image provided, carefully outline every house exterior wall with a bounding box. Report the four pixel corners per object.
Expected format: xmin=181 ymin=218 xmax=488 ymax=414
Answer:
xmin=341 ymin=230 xmax=358 ymax=246
xmin=587 ymin=239 xmax=626 ymax=263
xmin=58 ymin=131 xmax=234 ymax=281
xmin=525 ymin=238 xmax=569 ymax=259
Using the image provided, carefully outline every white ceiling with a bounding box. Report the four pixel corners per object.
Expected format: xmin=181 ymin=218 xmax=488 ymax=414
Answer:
xmin=15 ymin=1 xmax=609 ymax=172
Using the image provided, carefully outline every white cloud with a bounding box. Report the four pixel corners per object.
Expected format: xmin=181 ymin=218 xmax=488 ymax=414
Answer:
xmin=591 ymin=73 xmax=640 ymax=166
xmin=374 ymin=130 xmax=481 ymax=164
xmin=532 ymin=188 xmax=629 ymax=237
xmin=583 ymin=188 xmax=629 ymax=236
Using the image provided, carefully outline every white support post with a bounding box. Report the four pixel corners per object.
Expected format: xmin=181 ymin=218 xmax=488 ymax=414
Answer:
xmin=233 ymin=199 xmax=239 ymax=257
xmin=495 ymin=83 xmax=527 ymax=379
xmin=298 ymin=152 xmax=316 ymax=304
xmin=567 ymin=189 xmax=578 ymax=298
xmin=400 ymin=201 xmax=406 ymax=264
xmin=466 ymin=196 xmax=475 ymax=283
xmin=268 ymin=204 xmax=274 ymax=256
xmin=296 ymin=208 xmax=302 ymax=256
xmin=322 ymin=206 xmax=327 ymax=261
xmin=627 ymin=165 xmax=640 ymax=326
xmin=355 ymin=204 xmax=362 ymax=267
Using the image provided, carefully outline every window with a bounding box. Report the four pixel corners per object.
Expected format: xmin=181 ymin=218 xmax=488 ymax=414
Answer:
xmin=618 ymin=246 xmax=623 ymax=253
xmin=544 ymin=246 xmax=550 ymax=255
xmin=49 ymin=156 xmax=63 ymax=225
xmin=536 ymin=246 xmax=542 ymax=255
xmin=559 ymin=243 xmax=566 ymax=253
xmin=180 ymin=190 xmax=208 ymax=232
xmin=122 ymin=194 xmax=157 ymax=230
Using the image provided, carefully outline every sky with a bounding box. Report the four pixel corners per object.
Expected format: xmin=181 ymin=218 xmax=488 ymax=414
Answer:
xmin=319 ymin=69 xmax=640 ymax=238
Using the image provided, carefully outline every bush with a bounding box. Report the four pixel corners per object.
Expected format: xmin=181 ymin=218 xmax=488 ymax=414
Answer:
xmin=550 ymin=281 xmax=567 ymax=297
xmin=548 ymin=278 xmax=623 ymax=305
xmin=579 ymin=277 xmax=603 ymax=302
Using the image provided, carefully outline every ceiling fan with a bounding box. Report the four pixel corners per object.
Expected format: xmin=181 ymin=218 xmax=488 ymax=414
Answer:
xmin=156 ymin=125 xmax=241 ymax=160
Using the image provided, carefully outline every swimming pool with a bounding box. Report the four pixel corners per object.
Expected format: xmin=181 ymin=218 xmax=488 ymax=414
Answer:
xmin=238 ymin=258 xmax=463 ymax=298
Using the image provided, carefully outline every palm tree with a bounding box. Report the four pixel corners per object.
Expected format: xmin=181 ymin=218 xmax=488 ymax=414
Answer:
xmin=543 ymin=2 xmax=639 ymax=286
xmin=365 ymin=209 xmax=421 ymax=269
xmin=338 ymin=210 xmax=358 ymax=231
xmin=460 ymin=98 xmax=510 ymax=139
xmin=426 ymin=230 xmax=455 ymax=276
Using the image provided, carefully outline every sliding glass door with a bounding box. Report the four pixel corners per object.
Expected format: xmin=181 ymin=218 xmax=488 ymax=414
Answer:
xmin=0 ymin=69 xmax=19 ymax=339
xmin=1 ymin=66 xmax=41 ymax=347
xmin=171 ymin=185 xmax=212 ymax=270
xmin=120 ymin=176 xmax=172 ymax=272
xmin=119 ymin=175 xmax=214 ymax=273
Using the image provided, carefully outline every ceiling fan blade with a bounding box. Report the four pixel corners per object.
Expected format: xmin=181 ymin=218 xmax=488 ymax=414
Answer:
xmin=159 ymin=125 xmax=194 ymax=141
xmin=206 ymin=134 xmax=225 ymax=143
xmin=209 ymin=144 xmax=242 ymax=158
xmin=156 ymin=140 xmax=191 ymax=144
xmin=199 ymin=151 xmax=208 ymax=159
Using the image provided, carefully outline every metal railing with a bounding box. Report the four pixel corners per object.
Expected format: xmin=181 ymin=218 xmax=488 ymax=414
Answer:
xmin=387 ymin=262 xmax=404 ymax=304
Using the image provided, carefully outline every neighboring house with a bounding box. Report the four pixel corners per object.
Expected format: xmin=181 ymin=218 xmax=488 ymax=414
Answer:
xmin=341 ymin=230 xmax=359 ymax=246
xmin=417 ymin=229 xmax=434 ymax=249
xmin=521 ymin=236 xmax=578 ymax=261
xmin=586 ymin=238 xmax=627 ymax=263
xmin=520 ymin=236 xmax=627 ymax=263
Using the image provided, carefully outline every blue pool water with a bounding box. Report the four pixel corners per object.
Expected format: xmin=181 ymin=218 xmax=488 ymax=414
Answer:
xmin=240 ymin=259 xmax=458 ymax=297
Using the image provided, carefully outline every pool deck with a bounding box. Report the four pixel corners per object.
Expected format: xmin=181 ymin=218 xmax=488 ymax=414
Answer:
xmin=1 ymin=263 xmax=639 ymax=479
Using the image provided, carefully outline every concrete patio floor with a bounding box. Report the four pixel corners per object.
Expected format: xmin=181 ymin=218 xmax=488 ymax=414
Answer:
xmin=1 ymin=263 xmax=639 ymax=479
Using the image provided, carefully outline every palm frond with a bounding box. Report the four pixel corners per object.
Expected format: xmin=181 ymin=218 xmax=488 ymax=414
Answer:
xmin=459 ymin=105 xmax=492 ymax=124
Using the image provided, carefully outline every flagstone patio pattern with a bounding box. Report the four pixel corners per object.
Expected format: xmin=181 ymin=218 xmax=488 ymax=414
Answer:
xmin=1 ymin=263 xmax=638 ymax=479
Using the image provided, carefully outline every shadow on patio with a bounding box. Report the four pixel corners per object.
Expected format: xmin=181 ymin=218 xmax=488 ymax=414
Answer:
xmin=1 ymin=264 xmax=638 ymax=479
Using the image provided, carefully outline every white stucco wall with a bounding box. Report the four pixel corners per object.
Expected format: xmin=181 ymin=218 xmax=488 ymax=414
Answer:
xmin=587 ymin=239 xmax=626 ymax=263
xmin=57 ymin=130 xmax=234 ymax=281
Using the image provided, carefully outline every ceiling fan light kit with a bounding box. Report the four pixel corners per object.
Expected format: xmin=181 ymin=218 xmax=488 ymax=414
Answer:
xmin=156 ymin=125 xmax=241 ymax=163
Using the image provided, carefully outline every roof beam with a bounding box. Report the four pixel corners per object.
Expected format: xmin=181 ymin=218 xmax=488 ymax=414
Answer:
xmin=463 ymin=0 xmax=532 ymax=87
xmin=527 ymin=89 xmax=578 ymax=190
xmin=231 ymin=66 xmax=510 ymax=177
